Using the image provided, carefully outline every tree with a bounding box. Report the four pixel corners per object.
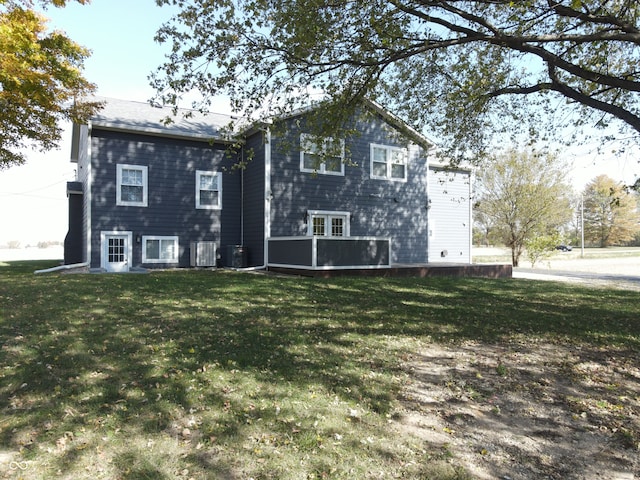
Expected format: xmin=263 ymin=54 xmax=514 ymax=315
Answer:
xmin=474 ymin=150 xmax=572 ymax=267
xmin=0 ymin=0 xmax=102 ymax=168
xmin=152 ymin=0 xmax=640 ymax=161
xmin=582 ymin=174 xmax=640 ymax=247
xmin=525 ymin=231 xmax=562 ymax=268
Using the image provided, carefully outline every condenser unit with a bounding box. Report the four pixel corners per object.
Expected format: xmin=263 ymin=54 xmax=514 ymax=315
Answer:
xmin=190 ymin=242 xmax=216 ymax=267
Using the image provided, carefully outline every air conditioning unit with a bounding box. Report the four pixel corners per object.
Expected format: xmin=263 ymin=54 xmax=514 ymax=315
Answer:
xmin=190 ymin=242 xmax=216 ymax=267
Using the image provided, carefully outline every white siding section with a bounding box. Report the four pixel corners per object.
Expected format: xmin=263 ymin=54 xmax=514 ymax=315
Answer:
xmin=428 ymin=166 xmax=472 ymax=263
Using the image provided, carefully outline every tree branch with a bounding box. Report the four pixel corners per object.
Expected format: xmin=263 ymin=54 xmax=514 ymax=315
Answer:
xmin=547 ymin=0 xmax=640 ymax=34
xmin=546 ymin=63 xmax=640 ymax=132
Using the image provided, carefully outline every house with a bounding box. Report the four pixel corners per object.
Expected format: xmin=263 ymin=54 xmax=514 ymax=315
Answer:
xmin=64 ymin=97 xmax=476 ymax=273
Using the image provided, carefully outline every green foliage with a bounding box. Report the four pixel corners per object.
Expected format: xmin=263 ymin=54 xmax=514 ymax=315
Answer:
xmin=152 ymin=0 xmax=640 ymax=163
xmin=0 ymin=0 xmax=101 ymax=168
xmin=525 ymin=231 xmax=563 ymax=267
xmin=582 ymin=174 xmax=640 ymax=247
xmin=475 ymin=149 xmax=573 ymax=266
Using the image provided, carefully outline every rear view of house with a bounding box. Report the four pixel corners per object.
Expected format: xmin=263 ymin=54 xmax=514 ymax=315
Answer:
xmin=64 ymin=98 xmax=473 ymax=273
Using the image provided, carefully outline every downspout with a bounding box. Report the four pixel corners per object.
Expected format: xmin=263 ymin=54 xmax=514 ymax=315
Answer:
xmin=236 ymin=126 xmax=270 ymax=271
xmin=35 ymin=262 xmax=90 ymax=275
xmin=426 ymin=150 xmax=431 ymax=264
xmin=240 ymin=144 xmax=244 ymax=246
xmin=469 ymin=169 xmax=474 ymax=264
xmin=86 ymin=121 xmax=93 ymax=267
xmin=264 ymin=126 xmax=271 ymax=268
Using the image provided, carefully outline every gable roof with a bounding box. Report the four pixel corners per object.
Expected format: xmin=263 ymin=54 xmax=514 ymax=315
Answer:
xmin=86 ymin=97 xmax=437 ymax=150
xmin=89 ymin=97 xmax=238 ymax=142
xmin=362 ymin=99 xmax=436 ymax=151
xmin=264 ymin=98 xmax=436 ymax=150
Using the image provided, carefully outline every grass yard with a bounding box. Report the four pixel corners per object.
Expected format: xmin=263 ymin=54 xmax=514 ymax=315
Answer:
xmin=1 ymin=261 xmax=639 ymax=479
xmin=473 ymin=245 xmax=640 ymax=264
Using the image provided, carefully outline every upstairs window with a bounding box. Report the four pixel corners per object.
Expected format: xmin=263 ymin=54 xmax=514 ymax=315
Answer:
xmin=116 ymin=164 xmax=148 ymax=207
xmin=307 ymin=210 xmax=350 ymax=237
xmin=370 ymin=144 xmax=407 ymax=181
xmin=300 ymin=134 xmax=345 ymax=176
xmin=196 ymin=171 xmax=222 ymax=209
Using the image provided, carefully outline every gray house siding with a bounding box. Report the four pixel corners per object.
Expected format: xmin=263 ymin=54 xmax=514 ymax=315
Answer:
xmin=428 ymin=166 xmax=472 ymax=263
xmin=240 ymin=131 xmax=268 ymax=267
xmin=69 ymin=123 xmax=91 ymax=265
xmin=64 ymin=98 xmax=475 ymax=271
xmin=63 ymin=182 xmax=83 ymax=264
xmin=268 ymin=112 xmax=429 ymax=265
xmin=88 ymin=129 xmax=242 ymax=268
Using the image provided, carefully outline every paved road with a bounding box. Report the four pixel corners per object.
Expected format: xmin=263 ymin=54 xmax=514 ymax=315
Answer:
xmin=513 ymin=268 xmax=640 ymax=290
xmin=512 ymin=256 xmax=640 ymax=290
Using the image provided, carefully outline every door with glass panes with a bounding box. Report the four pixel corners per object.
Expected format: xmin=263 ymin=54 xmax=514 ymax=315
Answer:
xmin=308 ymin=211 xmax=350 ymax=237
xmin=101 ymin=232 xmax=132 ymax=272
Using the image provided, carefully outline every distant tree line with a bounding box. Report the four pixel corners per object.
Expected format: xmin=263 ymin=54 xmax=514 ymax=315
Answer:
xmin=474 ymin=151 xmax=640 ymax=266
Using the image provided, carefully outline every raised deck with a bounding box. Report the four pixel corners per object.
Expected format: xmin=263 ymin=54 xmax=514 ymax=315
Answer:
xmin=267 ymin=263 xmax=512 ymax=279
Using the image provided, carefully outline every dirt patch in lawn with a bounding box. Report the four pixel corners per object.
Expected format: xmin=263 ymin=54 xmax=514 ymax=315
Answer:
xmin=396 ymin=341 xmax=640 ymax=480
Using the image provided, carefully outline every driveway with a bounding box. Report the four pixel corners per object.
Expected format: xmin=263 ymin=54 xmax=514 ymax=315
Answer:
xmin=513 ymin=255 xmax=640 ymax=290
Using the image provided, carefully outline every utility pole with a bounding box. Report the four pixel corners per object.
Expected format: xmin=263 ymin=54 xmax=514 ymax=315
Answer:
xmin=581 ymin=194 xmax=585 ymax=258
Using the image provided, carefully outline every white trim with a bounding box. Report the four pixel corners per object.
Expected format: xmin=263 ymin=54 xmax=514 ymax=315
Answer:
xmin=86 ymin=122 xmax=93 ymax=265
xmin=299 ymin=133 xmax=345 ymax=176
xmin=268 ymin=235 xmax=394 ymax=242
xmin=306 ymin=210 xmax=351 ymax=237
xmin=142 ymin=235 xmax=180 ymax=264
xmin=426 ymin=159 xmax=431 ymax=263
xmin=100 ymin=231 xmax=133 ymax=272
xmin=195 ymin=170 xmax=222 ymax=209
xmin=362 ymin=99 xmax=436 ymax=150
xmin=268 ymin=263 xmax=391 ymax=271
xmin=264 ymin=128 xmax=272 ymax=265
xmin=312 ymin=235 xmax=384 ymax=241
xmin=267 ymin=235 xmax=314 ymax=241
xmin=468 ymin=170 xmax=474 ymax=264
xmin=116 ymin=164 xmax=148 ymax=207
xmin=370 ymin=143 xmax=408 ymax=182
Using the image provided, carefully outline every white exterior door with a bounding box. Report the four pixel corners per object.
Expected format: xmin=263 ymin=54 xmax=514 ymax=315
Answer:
xmin=428 ymin=168 xmax=472 ymax=264
xmin=101 ymin=232 xmax=132 ymax=272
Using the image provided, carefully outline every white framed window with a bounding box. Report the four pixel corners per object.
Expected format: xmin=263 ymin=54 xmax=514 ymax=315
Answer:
xmin=370 ymin=144 xmax=407 ymax=181
xmin=142 ymin=236 xmax=179 ymax=263
xmin=196 ymin=170 xmax=222 ymax=209
xmin=300 ymin=133 xmax=345 ymax=176
xmin=307 ymin=210 xmax=350 ymax=237
xmin=116 ymin=164 xmax=148 ymax=206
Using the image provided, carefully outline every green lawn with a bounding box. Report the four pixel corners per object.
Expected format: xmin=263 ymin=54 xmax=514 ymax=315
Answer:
xmin=473 ymin=245 xmax=640 ymax=264
xmin=1 ymin=261 xmax=639 ymax=479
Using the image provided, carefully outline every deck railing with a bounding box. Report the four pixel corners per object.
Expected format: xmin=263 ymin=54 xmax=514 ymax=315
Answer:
xmin=267 ymin=236 xmax=391 ymax=270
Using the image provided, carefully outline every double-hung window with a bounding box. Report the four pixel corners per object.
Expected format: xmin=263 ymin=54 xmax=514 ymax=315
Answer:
xmin=307 ymin=210 xmax=350 ymax=237
xmin=116 ymin=164 xmax=148 ymax=206
xmin=196 ymin=171 xmax=222 ymax=209
xmin=370 ymin=144 xmax=407 ymax=181
xmin=300 ymin=134 xmax=345 ymax=176
xmin=142 ymin=236 xmax=179 ymax=263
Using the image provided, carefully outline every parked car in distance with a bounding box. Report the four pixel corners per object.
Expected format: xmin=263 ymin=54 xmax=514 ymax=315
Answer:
xmin=555 ymin=244 xmax=573 ymax=252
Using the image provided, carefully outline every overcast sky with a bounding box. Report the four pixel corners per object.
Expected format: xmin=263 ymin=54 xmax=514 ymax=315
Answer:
xmin=0 ymin=0 xmax=638 ymax=245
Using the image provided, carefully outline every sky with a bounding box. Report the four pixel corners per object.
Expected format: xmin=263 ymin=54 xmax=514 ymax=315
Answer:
xmin=0 ymin=0 xmax=185 ymax=245
xmin=0 ymin=0 xmax=639 ymax=245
